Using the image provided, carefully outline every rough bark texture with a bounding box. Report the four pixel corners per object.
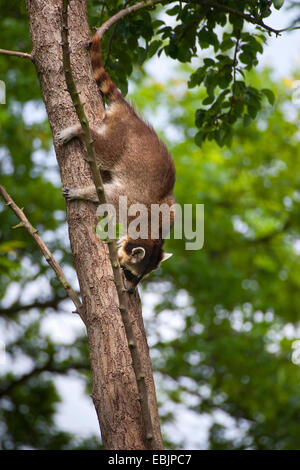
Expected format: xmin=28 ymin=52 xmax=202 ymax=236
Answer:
xmin=25 ymin=0 xmax=163 ymax=450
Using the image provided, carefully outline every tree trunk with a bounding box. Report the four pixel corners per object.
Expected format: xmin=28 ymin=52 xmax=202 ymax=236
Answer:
xmin=25 ymin=0 xmax=163 ymax=450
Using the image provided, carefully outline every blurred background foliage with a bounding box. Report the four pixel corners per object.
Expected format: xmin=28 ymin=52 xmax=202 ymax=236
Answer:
xmin=1 ymin=0 xmax=300 ymax=450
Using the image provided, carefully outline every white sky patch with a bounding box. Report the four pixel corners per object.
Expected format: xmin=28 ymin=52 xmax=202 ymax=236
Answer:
xmin=232 ymin=216 xmax=250 ymax=235
xmin=142 ymin=286 xmax=193 ymax=345
xmin=23 ymin=101 xmax=47 ymax=126
xmin=0 ymin=351 xmax=34 ymax=377
xmin=163 ymin=405 xmax=211 ymax=450
xmin=40 ymin=310 xmax=85 ymax=344
xmin=294 ymin=239 xmax=300 ymax=254
xmin=291 ymin=340 xmax=300 ymax=365
xmin=31 ymin=146 xmax=61 ymax=186
xmin=157 ymin=373 xmax=211 ymax=449
xmin=54 ymin=375 xmax=99 ymax=438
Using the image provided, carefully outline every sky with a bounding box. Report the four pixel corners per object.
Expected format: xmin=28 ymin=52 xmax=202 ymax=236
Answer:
xmin=1 ymin=3 xmax=300 ymax=450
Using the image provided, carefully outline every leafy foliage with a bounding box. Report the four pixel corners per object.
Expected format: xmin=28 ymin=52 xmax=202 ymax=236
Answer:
xmin=88 ymin=0 xmax=285 ymax=147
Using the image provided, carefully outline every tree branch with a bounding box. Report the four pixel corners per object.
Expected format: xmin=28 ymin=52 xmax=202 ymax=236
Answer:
xmin=61 ymin=0 xmax=159 ymax=448
xmin=0 ymin=48 xmax=33 ymax=60
xmin=0 ymin=185 xmax=84 ymax=322
xmin=0 ymin=294 xmax=68 ymax=317
xmin=97 ymin=0 xmax=166 ymax=39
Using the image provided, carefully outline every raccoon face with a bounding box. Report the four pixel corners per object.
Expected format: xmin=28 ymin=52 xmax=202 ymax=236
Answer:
xmin=117 ymin=238 xmax=172 ymax=292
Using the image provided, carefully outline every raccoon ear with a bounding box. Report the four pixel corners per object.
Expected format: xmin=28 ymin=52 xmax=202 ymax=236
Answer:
xmin=131 ymin=246 xmax=146 ymax=262
xmin=161 ymin=252 xmax=173 ymax=262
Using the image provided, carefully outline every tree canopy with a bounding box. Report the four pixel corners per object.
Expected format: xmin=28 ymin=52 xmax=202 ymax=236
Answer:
xmin=91 ymin=0 xmax=291 ymax=146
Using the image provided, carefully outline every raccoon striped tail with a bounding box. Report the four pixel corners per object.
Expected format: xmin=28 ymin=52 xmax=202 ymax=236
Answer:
xmin=91 ymin=32 xmax=120 ymax=102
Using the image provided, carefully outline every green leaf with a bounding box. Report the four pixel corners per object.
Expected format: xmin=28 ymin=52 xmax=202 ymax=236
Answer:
xmin=147 ymin=40 xmax=163 ymax=58
xmin=152 ymin=19 xmax=165 ymax=29
xmin=166 ymin=5 xmax=180 ymax=16
xmin=203 ymin=95 xmax=215 ymax=105
xmin=188 ymin=68 xmax=205 ymax=88
xmin=247 ymin=104 xmax=259 ymax=118
xmin=203 ymin=58 xmax=215 ymax=67
xmin=195 ymin=109 xmax=206 ymax=128
xmin=177 ymin=47 xmax=192 ymax=62
xmin=243 ymin=114 xmax=252 ymax=127
xmin=221 ymin=37 xmax=235 ymax=51
xmin=262 ymin=88 xmax=275 ymax=105
xmin=195 ymin=130 xmax=205 ymax=147
xmin=137 ymin=47 xmax=147 ymax=65
xmin=273 ymin=0 xmax=284 ymax=9
xmin=165 ymin=42 xmax=178 ymax=59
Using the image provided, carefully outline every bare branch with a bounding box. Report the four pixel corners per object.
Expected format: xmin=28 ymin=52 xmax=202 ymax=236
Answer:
xmin=0 ymin=48 xmax=33 ymax=60
xmin=0 ymin=185 xmax=84 ymax=322
xmin=0 ymin=295 xmax=68 ymax=316
xmin=97 ymin=0 xmax=166 ymax=39
xmin=203 ymin=0 xmax=297 ymax=35
xmin=61 ymin=0 xmax=159 ymax=448
xmin=0 ymin=359 xmax=89 ymax=398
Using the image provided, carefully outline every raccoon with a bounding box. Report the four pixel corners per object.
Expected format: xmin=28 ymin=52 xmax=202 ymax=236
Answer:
xmin=56 ymin=32 xmax=176 ymax=292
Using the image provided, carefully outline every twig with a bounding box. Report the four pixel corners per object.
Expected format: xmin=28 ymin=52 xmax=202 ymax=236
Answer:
xmin=0 ymin=358 xmax=89 ymax=397
xmin=104 ymin=23 xmax=118 ymax=67
xmin=0 ymin=295 xmax=68 ymax=316
xmin=203 ymin=0 xmax=297 ymax=36
xmin=223 ymin=29 xmax=241 ymax=120
xmin=0 ymin=185 xmax=84 ymax=322
xmin=103 ymin=0 xmax=134 ymax=66
xmin=99 ymin=1 xmax=106 ymax=24
xmin=61 ymin=0 xmax=156 ymax=448
xmin=232 ymin=30 xmax=241 ymax=85
xmin=0 ymin=48 xmax=33 ymax=60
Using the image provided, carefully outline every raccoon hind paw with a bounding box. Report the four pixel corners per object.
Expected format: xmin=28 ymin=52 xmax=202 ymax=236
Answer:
xmin=62 ymin=187 xmax=79 ymax=201
xmin=56 ymin=125 xmax=80 ymax=144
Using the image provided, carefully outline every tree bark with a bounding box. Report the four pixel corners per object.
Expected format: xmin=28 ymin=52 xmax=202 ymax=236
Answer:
xmin=25 ymin=0 xmax=163 ymax=450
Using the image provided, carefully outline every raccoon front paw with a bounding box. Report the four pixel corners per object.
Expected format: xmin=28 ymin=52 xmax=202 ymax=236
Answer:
xmin=62 ymin=187 xmax=80 ymax=201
